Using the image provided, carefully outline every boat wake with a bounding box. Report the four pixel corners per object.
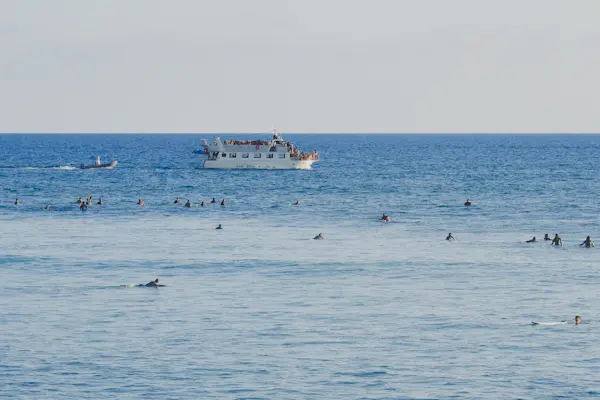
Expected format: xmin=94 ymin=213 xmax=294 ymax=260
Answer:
xmin=0 ymin=163 xmax=116 ymax=171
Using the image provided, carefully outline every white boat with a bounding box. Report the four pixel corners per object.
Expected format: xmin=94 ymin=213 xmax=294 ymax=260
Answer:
xmin=196 ymin=130 xmax=319 ymax=170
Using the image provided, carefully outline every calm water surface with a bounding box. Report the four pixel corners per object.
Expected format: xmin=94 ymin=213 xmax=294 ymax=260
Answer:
xmin=1 ymin=134 xmax=599 ymax=399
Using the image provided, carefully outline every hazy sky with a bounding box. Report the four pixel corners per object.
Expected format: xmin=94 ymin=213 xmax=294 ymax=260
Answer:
xmin=2 ymin=0 xmax=599 ymax=133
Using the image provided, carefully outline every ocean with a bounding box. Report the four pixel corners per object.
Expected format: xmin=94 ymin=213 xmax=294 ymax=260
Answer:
xmin=1 ymin=134 xmax=599 ymax=399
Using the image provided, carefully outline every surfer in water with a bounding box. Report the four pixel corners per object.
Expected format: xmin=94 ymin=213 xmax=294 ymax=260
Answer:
xmin=314 ymin=233 xmax=324 ymax=240
xmin=174 ymin=198 xmax=181 ymax=204
xmin=293 ymin=200 xmax=300 ymax=205
xmin=41 ymin=204 xmax=52 ymax=211
xmin=138 ymin=279 xmax=165 ymax=287
xmin=184 ymin=200 xmax=191 ymax=208
xmin=200 ymin=201 xmax=205 ymax=207
xmin=211 ymin=198 xmax=216 ymax=204
xmin=551 ymin=233 xmax=562 ymax=246
xmin=580 ymin=236 xmax=595 ymax=248
xmin=76 ymin=197 xmax=82 ymax=204
xmin=575 ymin=315 xmax=582 ymax=325
xmin=380 ymin=214 xmax=390 ymax=222
xmin=544 ymin=233 xmax=551 ymax=241
xmin=96 ymin=156 xmax=101 ymax=166
xmin=220 ymin=199 xmax=226 ymax=206
xmin=526 ymin=236 xmax=536 ymax=243
xmin=14 ymin=198 xmax=20 ymax=205
xmin=137 ymin=199 xmax=144 ymax=206
xmin=80 ymin=202 xmax=87 ymax=211
xmin=216 ymin=224 xmax=223 ymax=230
xmin=464 ymin=199 xmax=472 ymax=207
xmin=97 ymin=198 xmax=103 ymax=205
xmin=446 ymin=232 xmax=455 ymax=241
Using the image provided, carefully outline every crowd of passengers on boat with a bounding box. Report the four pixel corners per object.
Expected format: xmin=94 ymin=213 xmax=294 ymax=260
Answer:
xmin=221 ymin=139 xmax=276 ymax=146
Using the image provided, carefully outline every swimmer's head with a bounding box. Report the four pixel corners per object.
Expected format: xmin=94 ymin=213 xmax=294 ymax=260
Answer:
xmin=575 ymin=315 xmax=581 ymax=325
xmin=155 ymin=279 xmax=159 ymax=283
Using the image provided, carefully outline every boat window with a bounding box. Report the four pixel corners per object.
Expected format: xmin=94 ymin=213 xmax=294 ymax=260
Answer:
xmin=242 ymin=153 xmax=249 ymax=158
xmin=278 ymin=153 xmax=286 ymax=159
xmin=267 ymin=153 xmax=274 ymax=159
xmin=229 ymin=153 xmax=237 ymax=158
xmin=221 ymin=153 xmax=227 ymax=158
xmin=254 ymin=153 xmax=262 ymax=158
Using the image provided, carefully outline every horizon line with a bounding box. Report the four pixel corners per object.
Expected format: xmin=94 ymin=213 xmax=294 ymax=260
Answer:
xmin=1 ymin=132 xmax=600 ymax=135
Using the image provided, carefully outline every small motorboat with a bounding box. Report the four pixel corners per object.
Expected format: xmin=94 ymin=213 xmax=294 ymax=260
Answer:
xmin=79 ymin=160 xmax=118 ymax=169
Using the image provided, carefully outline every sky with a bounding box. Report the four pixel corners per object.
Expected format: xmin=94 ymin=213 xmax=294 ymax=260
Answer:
xmin=2 ymin=0 xmax=600 ymax=133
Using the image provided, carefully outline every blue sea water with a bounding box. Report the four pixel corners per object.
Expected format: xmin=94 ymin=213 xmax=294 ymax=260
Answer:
xmin=1 ymin=134 xmax=600 ymax=399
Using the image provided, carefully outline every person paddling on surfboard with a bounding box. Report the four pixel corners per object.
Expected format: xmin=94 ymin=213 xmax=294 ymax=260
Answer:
xmin=551 ymin=233 xmax=562 ymax=246
xmin=580 ymin=236 xmax=594 ymax=248
xmin=314 ymin=233 xmax=324 ymax=240
xmin=526 ymin=236 xmax=536 ymax=243
xmin=464 ymin=199 xmax=471 ymax=206
xmin=140 ymin=279 xmax=165 ymax=287
xmin=544 ymin=233 xmax=551 ymax=241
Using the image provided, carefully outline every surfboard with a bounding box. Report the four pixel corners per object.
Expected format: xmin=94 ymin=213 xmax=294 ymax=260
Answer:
xmin=531 ymin=321 xmax=567 ymax=326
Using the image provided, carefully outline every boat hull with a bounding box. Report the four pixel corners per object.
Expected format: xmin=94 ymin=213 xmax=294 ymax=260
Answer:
xmin=80 ymin=160 xmax=118 ymax=169
xmin=203 ymin=158 xmax=314 ymax=170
